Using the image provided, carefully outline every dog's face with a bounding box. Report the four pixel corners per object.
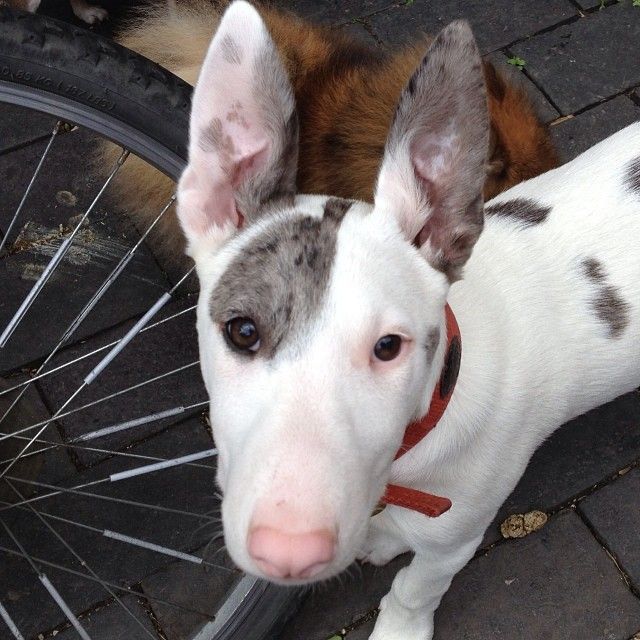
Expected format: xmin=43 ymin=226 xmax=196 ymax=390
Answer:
xmin=177 ymin=1 xmax=488 ymax=582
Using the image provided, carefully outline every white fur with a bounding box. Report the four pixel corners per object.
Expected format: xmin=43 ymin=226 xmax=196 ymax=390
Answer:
xmin=178 ymin=4 xmax=640 ymax=637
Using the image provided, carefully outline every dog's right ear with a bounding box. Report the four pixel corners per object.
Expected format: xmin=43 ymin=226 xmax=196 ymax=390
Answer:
xmin=176 ymin=1 xmax=298 ymax=254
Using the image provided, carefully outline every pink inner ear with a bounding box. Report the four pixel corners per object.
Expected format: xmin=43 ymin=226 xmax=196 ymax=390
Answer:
xmin=412 ymin=136 xmax=455 ymax=185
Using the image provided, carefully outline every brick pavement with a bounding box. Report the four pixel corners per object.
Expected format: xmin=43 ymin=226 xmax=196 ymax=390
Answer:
xmin=0 ymin=1 xmax=639 ymax=639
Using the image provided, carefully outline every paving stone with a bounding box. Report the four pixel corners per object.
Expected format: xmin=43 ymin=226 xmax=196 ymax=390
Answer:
xmin=433 ymin=510 xmax=640 ymax=640
xmin=0 ymin=103 xmax=56 ymax=155
xmin=35 ymin=295 xmax=205 ymax=466
xmin=0 ymin=417 xmax=219 ymax=638
xmin=0 ymin=375 xmax=76 ymax=501
xmin=484 ymin=391 xmax=640 ymax=545
xmin=140 ymin=546 xmax=240 ymax=640
xmin=54 ymin=595 xmax=157 ymax=640
xmin=580 ymin=467 xmax=640 ymax=590
xmin=367 ymin=0 xmax=575 ymax=53
xmin=280 ymin=555 xmax=411 ymax=640
xmin=512 ymin=3 xmax=640 ymax=115
xmin=0 ymin=548 xmax=72 ymax=640
xmin=484 ymin=51 xmax=559 ymax=123
xmin=278 ymin=0 xmax=394 ymax=25
xmin=0 ymin=127 xmax=171 ymax=375
xmin=573 ymin=0 xmax=610 ymax=10
xmin=286 ymin=510 xmax=640 ymax=639
xmin=337 ymin=20 xmax=380 ymax=48
xmin=550 ymin=95 xmax=640 ymax=162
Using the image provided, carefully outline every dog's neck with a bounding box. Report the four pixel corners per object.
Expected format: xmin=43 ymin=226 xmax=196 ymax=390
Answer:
xmin=381 ymin=304 xmax=461 ymax=517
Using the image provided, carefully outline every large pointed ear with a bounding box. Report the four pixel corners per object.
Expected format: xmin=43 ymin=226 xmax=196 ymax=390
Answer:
xmin=374 ymin=21 xmax=489 ymax=282
xmin=176 ymin=1 xmax=298 ymax=253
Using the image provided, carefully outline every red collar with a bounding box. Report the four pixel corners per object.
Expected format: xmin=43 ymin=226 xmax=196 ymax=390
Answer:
xmin=380 ymin=304 xmax=461 ymax=518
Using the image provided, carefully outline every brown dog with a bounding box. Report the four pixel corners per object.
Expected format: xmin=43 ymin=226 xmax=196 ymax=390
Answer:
xmin=107 ymin=0 xmax=559 ymax=257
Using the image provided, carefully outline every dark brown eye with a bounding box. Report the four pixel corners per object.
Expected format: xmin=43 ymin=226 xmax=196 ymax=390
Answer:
xmin=374 ymin=335 xmax=402 ymax=361
xmin=225 ymin=317 xmax=260 ymax=353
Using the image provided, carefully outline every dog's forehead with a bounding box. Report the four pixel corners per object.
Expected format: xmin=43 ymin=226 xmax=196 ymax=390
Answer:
xmin=209 ymin=196 xmax=371 ymax=357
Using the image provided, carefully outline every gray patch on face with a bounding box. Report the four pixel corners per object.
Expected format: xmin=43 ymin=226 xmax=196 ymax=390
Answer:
xmin=581 ymin=257 xmax=631 ymax=339
xmin=425 ymin=326 xmax=440 ymax=361
xmin=211 ymin=208 xmax=350 ymax=358
xmin=485 ymin=198 xmax=551 ymax=227
xmin=625 ymin=156 xmax=640 ymax=195
xmin=221 ymin=34 xmax=242 ymax=64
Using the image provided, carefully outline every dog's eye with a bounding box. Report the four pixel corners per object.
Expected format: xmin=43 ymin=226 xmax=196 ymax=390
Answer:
xmin=374 ymin=335 xmax=402 ymax=361
xmin=225 ymin=317 xmax=261 ymax=353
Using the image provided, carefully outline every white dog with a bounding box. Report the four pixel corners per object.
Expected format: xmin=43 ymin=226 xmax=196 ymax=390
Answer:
xmin=176 ymin=2 xmax=640 ymax=638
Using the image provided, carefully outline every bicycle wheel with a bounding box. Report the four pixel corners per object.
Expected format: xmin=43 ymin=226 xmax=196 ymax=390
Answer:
xmin=0 ymin=7 xmax=303 ymax=640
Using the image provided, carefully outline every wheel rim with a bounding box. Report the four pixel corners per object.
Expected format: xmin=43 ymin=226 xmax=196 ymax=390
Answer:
xmin=0 ymin=86 xmax=272 ymax=640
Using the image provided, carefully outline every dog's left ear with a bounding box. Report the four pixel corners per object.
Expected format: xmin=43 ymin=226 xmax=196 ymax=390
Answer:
xmin=374 ymin=20 xmax=489 ymax=281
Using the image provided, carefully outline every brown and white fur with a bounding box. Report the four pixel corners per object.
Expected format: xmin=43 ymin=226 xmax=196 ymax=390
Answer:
xmin=172 ymin=2 xmax=640 ymax=639
xmin=4 ymin=0 xmax=107 ymax=24
xmin=108 ymin=0 xmax=558 ymax=259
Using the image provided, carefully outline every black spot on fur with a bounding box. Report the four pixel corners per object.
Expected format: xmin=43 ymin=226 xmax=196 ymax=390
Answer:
xmin=210 ymin=209 xmax=349 ymax=358
xmin=485 ymin=198 xmax=551 ymax=227
xmin=625 ymin=156 xmax=640 ymax=195
xmin=582 ymin=257 xmax=606 ymax=282
xmin=581 ymin=258 xmax=631 ymax=339
xmin=439 ymin=335 xmax=461 ymax=399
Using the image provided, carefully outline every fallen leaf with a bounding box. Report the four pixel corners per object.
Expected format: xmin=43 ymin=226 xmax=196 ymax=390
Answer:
xmin=500 ymin=510 xmax=548 ymax=539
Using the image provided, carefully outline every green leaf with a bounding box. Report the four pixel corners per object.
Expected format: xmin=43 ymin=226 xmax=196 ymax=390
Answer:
xmin=404 ymin=0 xmax=415 ymax=5
xmin=506 ymin=55 xmax=526 ymax=70
xmin=327 ymin=636 xmax=342 ymax=640
xmin=633 ymin=0 xmax=640 ymax=7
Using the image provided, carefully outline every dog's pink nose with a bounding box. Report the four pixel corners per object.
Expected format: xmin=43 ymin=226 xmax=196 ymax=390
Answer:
xmin=248 ymin=526 xmax=336 ymax=579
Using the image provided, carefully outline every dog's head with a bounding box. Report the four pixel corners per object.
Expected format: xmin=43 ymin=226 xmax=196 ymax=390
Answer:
xmin=177 ymin=0 xmax=488 ymax=583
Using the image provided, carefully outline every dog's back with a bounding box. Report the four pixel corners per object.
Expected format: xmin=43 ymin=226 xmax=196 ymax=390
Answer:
xmin=455 ymin=122 xmax=640 ymax=431
xmin=108 ymin=0 xmax=558 ymax=257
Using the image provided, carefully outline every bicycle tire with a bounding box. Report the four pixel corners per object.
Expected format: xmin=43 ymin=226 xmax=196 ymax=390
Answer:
xmin=0 ymin=7 xmax=303 ymax=640
xmin=0 ymin=6 xmax=189 ymax=177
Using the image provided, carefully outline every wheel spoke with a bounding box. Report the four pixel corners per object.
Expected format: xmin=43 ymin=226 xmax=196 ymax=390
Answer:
xmin=4 ymin=479 xmax=158 ymax=640
xmin=0 ymin=195 xmax=176 ymax=426
xmin=0 ymin=304 xmax=197 ymax=399
xmin=0 ymin=473 xmax=218 ymax=521
xmin=0 ymin=601 xmax=25 ymax=640
xmin=0 ymin=121 xmax=63 ymax=255
xmin=0 ymin=518 xmax=92 ymax=639
xmin=0 ymin=362 xmax=200 ymax=443
xmin=0 ymin=149 xmax=129 ymax=348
